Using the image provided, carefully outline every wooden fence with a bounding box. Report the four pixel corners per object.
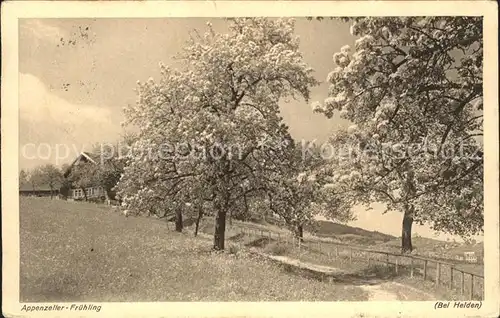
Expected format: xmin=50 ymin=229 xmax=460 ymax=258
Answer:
xmin=237 ymin=226 xmax=484 ymax=300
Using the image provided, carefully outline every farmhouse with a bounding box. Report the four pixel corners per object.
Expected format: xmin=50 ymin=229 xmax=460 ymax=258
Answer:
xmin=464 ymin=251 xmax=478 ymax=263
xmin=19 ymin=183 xmax=60 ymax=198
xmin=62 ymin=152 xmax=108 ymax=201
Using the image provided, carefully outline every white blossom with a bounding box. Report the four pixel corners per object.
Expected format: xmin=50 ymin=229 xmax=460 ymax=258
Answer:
xmin=349 ymin=171 xmax=361 ymax=181
xmin=324 ymin=97 xmax=338 ymax=109
xmin=355 ymin=35 xmax=374 ymax=50
xmin=347 ymin=124 xmax=359 ymax=134
xmin=340 ymin=45 xmax=351 ymax=54
xmin=311 ymin=101 xmax=323 ymax=112
xmin=297 ymin=172 xmax=307 ymax=183
xmin=339 ymin=174 xmax=350 ymax=183
xmin=349 ymin=23 xmax=359 ymax=36
xmin=377 ymin=120 xmax=389 ymax=130
xmin=339 ymin=109 xmax=349 ymax=119
xmin=307 ymin=174 xmax=317 ymax=182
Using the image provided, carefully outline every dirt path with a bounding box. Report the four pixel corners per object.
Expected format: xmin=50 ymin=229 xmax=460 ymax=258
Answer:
xmin=251 ymin=250 xmax=436 ymax=301
xmin=359 ymin=282 xmax=434 ymax=301
xmin=257 ymin=253 xmax=345 ymax=275
xmin=359 ymin=284 xmax=399 ymax=300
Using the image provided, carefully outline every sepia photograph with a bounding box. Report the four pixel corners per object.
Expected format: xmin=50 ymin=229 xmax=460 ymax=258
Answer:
xmin=2 ymin=1 xmax=499 ymax=317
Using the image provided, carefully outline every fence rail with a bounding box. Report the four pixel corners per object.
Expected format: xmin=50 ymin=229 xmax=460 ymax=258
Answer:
xmin=237 ymin=226 xmax=484 ymax=300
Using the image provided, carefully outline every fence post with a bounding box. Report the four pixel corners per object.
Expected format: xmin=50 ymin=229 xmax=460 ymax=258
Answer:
xmin=410 ymin=258 xmax=414 ymax=278
xmin=335 ymin=246 xmax=339 ymax=257
xmin=450 ymin=266 xmax=454 ymax=289
xmin=460 ymin=271 xmax=465 ymax=295
xmin=349 ymin=248 xmax=353 ymax=264
xmin=367 ymin=252 xmax=371 ymax=266
xmin=268 ymin=231 xmax=271 ymax=240
xmin=424 ymin=260 xmax=428 ymax=280
xmin=436 ymin=262 xmax=441 ymax=286
xmin=480 ymin=278 xmax=483 ymax=299
xmin=395 ymin=257 xmax=399 ymax=274
xmin=386 ymin=253 xmax=389 ymax=265
xmin=470 ymin=274 xmax=474 ymax=300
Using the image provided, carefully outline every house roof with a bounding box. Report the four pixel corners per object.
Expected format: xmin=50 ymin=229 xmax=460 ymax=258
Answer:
xmin=19 ymin=182 xmax=61 ymax=192
xmin=81 ymin=152 xmax=101 ymax=163
xmin=63 ymin=152 xmax=100 ymax=177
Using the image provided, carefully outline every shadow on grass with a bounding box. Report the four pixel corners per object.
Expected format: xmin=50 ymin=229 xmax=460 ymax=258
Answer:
xmin=271 ymin=262 xmax=409 ymax=286
xmin=227 ymin=233 xmax=246 ymax=242
xmin=244 ymin=237 xmax=276 ymax=248
xmin=330 ymin=265 xmax=403 ymax=286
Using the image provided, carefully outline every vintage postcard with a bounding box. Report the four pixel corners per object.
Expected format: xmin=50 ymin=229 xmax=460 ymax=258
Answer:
xmin=1 ymin=1 xmax=499 ymax=317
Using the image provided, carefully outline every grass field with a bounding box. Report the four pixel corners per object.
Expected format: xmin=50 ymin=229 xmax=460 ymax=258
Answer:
xmin=20 ymin=197 xmax=369 ymax=302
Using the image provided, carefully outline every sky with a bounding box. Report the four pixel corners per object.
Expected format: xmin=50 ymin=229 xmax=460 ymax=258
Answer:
xmin=18 ymin=18 xmax=482 ymax=242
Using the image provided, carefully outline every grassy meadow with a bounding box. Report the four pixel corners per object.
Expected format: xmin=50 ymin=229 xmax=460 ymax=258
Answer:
xmin=20 ymin=197 xmax=369 ymax=302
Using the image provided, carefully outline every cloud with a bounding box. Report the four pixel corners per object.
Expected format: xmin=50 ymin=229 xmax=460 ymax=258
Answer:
xmin=20 ymin=19 xmax=67 ymax=45
xmin=19 ymin=73 xmax=123 ymax=169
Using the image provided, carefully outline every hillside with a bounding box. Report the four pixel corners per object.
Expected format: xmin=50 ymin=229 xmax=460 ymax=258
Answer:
xmin=306 ymin=220 xmax=396 ymax=242
xmin=376 ymin=236 xmax=483 ymax=261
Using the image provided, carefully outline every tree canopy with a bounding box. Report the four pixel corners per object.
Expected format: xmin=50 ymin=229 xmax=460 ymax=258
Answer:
xmin=313 ymin=17 xmax=483 ymax=252
xmin=117 ymin=18 xmax=319 ymax=250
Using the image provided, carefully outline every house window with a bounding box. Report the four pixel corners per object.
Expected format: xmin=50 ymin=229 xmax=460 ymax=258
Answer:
xmin=87 ymin=188 xmax=94 ymax=197
xmin=73 ymin=189 xmax=83 ymax=198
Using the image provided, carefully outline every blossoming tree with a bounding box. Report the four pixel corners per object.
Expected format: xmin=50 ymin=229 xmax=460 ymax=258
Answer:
xmin=266 ymin=141 xmax=355 ymax=240
xmin=315 ymin=17 xmax=483 ymax=253
xmin=117 ymin=18 xmax=318 ymax=250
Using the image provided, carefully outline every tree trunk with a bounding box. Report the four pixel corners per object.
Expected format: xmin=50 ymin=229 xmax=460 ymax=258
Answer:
xmin=213 ymin=162 xmax=230 ymax=251
xmin=296 ymin=224 xmax=304 ymax=242
xmin=213 ymin=210 xmax=227 ymax=250
xmin=401 ymin=206 xmax=414 ymax=254
xmin=82 ymin=188 xmax=88 ymax=201
xmin=194 ymin=207 xmax=203 ymax=237
xmin=229 ymin=210 xmax=233 ymax=227
xmin=175 ymin=210 xmax=183 ymax=232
